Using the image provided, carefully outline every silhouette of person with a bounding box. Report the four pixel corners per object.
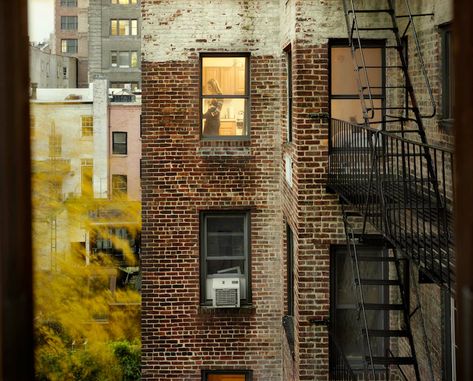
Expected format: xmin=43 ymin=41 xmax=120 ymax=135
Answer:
xmin=203 ymin=79 xmax=223 ymax=136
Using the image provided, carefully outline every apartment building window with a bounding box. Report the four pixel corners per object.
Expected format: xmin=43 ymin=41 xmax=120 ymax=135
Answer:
xmin=63 ymin=67 xmax=68 ymax=79
xmin=111 ymin=51 xmax=138 ymax=68
xmin=200 ymin=54 xmax=250 ymax=139
xmin=112 ymin=175 xmax=127 ymax=198
xmin=330 ymin=40 xmax=385 ymax=128
xmin=200 ymin=212 xmax=250 ymax=305
xmin=285 ymin=45 xmax=293 ymax=142
xmin=61 ymin=0 xmax=77 ymax=6
xmin=330 ymin=245 xmax=388 ymax=369
xmin=441 ymin=23 xmax=454 ymax=128
xmin=111 ymin=0 xmax=137 ymax=4
xmin=112 ymin=132 xmax=127 ymax=154
xmin=202 ymin=370 xmax=253 ymax=381
xmin=61 ymin=16 xmax=78 ymax=30
xmin=111 ymin=19 xmax=138 ymax=36
xmin=81 ymin=159 xmax=93 ymax=197
xmin=286 ymin=224 xmax=294 ymax=316
xmin=81 ymin=115 xmax=93 ymax=137
xmin=61 ymin=39 xmax=78 ymax=54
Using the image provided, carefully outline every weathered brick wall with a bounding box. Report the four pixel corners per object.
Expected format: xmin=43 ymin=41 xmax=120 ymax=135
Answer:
xmin=141 ymin=1 xmax=286 ymax=380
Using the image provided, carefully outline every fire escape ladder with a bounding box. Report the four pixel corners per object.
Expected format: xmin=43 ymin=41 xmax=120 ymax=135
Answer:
xmin=342 ymin=206 xmax=421 ymax=380
xmin=338 ymin=0 xmax=454 ymax=289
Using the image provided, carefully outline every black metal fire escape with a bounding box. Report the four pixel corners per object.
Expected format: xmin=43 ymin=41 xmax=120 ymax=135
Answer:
xmin=326 ymin=0 xmax=455 ymax=379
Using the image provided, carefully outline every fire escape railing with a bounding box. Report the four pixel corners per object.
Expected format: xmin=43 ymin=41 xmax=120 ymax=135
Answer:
xmin=328 ymin=118 xmax=455 ymax=289
xmin=329 ymin=331 xmax=357 ymax=381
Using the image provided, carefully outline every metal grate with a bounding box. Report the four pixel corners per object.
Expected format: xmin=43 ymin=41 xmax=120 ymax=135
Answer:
xmin=215 ymin=288 xmax=238 ymax=307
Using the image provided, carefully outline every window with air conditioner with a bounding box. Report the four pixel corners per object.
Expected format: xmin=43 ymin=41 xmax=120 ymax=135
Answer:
xmin=200 ymin=211 xmax=250 ymax=307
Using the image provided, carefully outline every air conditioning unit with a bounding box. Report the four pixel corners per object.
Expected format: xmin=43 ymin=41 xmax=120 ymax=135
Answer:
xmin=211 ymin=277 xmax=240 ymax=308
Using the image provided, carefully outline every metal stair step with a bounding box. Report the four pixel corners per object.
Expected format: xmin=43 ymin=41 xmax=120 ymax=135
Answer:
xmin=368 ymin=356 xmax=416 ymax=365
xmin=356 ymin=279 xmax=401 ymax=286
xmin=363 ymin=303 xmax=404 ymax=310
xmin=363 ymin=329 xmax=409 ymax=337
xmin=356 ymin=27 xmax=398 ymax=32
xmin=358 ymin=65 xmax=403 ymax=69
xmin=356 ymin=255 xmax=397 ymax=262
xmin=347 ymin=9 xmax=394 ymax=14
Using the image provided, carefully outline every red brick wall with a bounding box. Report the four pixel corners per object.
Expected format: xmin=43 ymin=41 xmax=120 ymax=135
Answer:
xmin=141 ymin=55 xmax=285 ymax=380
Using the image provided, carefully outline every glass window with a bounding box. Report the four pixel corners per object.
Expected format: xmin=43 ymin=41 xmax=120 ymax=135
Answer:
xmin=330 ymin=43 xmax=385 ymax=129
xmin=111 ymin=20 xmax=118 ymax=36
xmin=61 ymin=0 xmax=77 ymax=6
xmin=60 ymin=16 xmax=77 ymax=30
xmin=118 ymin=20 xmax=129 ymax=35
xmin=130 ymin=51 xmax=138 ymax=68
xmin=201 ymin=55 xmax=249 ymax=138
xmin=112 ymin=175 xmax=127 ymax=198
xmin=81 ymin=115 xmax=93 ymax=137
xmin=112 ymin=132 xmax=127 ymax=154
xmin=201 ymin=212 xmax=250 ymax=304
xmin=80 ymin=159 xmax=93 ymax=197
xmin=131 ymin=19 xmax=138 ymax=36
xmin=203 ymin=370 xmax=252 ymax=381
xmin=118 ymin=52 xmax=130 ymax=68
xmin=61 ymin=39 xmax=78 ymax=54
xmin=441 ymin=23 xmax=454 ymax=127
xmin=111 ymin=51 xmax=118 ymax=67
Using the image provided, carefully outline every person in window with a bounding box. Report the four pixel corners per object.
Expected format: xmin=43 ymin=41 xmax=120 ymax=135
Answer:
xmin=203 ymin=79 xmax=223 ymax=136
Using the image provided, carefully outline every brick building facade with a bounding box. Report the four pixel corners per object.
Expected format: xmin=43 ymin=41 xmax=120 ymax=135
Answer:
xmin=141 ymin=0 xmax=455 ymax=380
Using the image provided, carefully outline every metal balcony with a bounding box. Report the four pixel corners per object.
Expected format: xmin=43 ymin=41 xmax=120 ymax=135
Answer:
xmin=327 ymin=118 xmax=454 ymax=289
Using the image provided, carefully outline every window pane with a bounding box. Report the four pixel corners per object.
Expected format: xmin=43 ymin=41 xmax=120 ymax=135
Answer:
xmin=206 ymin=259 xmax=245 ymax=276
xmin=131 ymin=20 xmax=138 ymax=35
xmin=331 ymin=99 xmax=383 ymax=126
xmin=118 ymin=0 xmax=128 ymax=3
xmin=207 ymin=375 xmax=246 ymax=381
xmin=119 ymin=52 xmax=129 ymax=67
xmin=114 ymin=132 xmax=127 ymax=144
xmin=111 ymin=51 xmax=117 ymax=67
xmin=111 ymin=20 xmax=118 ymax=35
xmin=202 ymin=98 xmax=246 ymax=137
xmin=119 ymin=20 xmax=129 ymax=35
xmin=332 ymin=47 xmax=382 ymax=96
xmin=130 ymin=51 xmax=138 ymax=68
xmin=202 ymin=57 xmax=246 ymax=95
xmin=207 ymin=216 xmax=244 ymax=233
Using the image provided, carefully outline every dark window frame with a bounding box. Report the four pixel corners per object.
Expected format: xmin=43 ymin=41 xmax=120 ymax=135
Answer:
xmin=330 ymin=244 xmax=390 ymax=371
xmin=199 ymin=52 xmax=251 ymax=141
xmin=60 ymin=16 xmax=78 ymax=31
xmin=202 ymin=370 xmax=253 ymax=381
xmin=286 ymin=223 xmax=294 ymax=316
xmin=60 ymin=0 xmax=77 ymax=7
xmin=440 ymin=23 xmax=454 ymax=130
xmin=284 ymin=45 xmax=293 ymax=143
xmin=112 ymin=131 xmax=128 ymax=155
xmin=199 ymin=210 xmax=252 ymax=306
xmin=61 ymin=39 xmax=78 ymax=54
xmin=111 ymin=174 xmax=128 ymax=198
xmin=328 ymin=39 xmax=386 ymax=152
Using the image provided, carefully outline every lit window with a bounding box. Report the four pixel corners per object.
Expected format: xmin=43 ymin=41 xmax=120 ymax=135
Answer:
xmin=61 ymin=39 xmax=78 ymax=54
xmin=202 ymin=370 xmax=252 ymax=381
xmin=112 ymin=175 xmax=127 ymax=198
xmin=112 ymin=132 xmax=127 ymax=154
xmin=111 ymin=20 xmax=118 ymax=36
xmin=60 ymin=16 xmax=78 ymax=30
xmin=81 ymin=115 xmax=93 ymax=137
xmin=200 ymin=212 xmax=250 ymax=305
xmin=130 ymin=51 xmax=138 ymax=68
xmin=131 ymin=19 xmax=138 ymax=36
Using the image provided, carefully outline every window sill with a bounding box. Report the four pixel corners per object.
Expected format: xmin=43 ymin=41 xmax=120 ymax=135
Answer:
xmin=198 ymin=304 xmax=256 ymax=315
xmin=198 ymin=139 xmax=251 ymax=157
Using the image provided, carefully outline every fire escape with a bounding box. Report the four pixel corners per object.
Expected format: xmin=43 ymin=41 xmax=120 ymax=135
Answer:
xmin=326 ymin=1 xmax=455 ymax=379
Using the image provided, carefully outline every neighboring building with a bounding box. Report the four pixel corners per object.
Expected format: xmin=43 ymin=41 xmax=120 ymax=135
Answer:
xmin=141 ymin=1 xmax=455 ymax=381
xmin=109 ymin=90 xmax=142 ymax=202
xmin=89 ymin=0 xmax=141 ymax=90
xmin=30 ymin=44 xmax=78 ymax=88
xmin=53 ymin=0 xmax=89 ymax=87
